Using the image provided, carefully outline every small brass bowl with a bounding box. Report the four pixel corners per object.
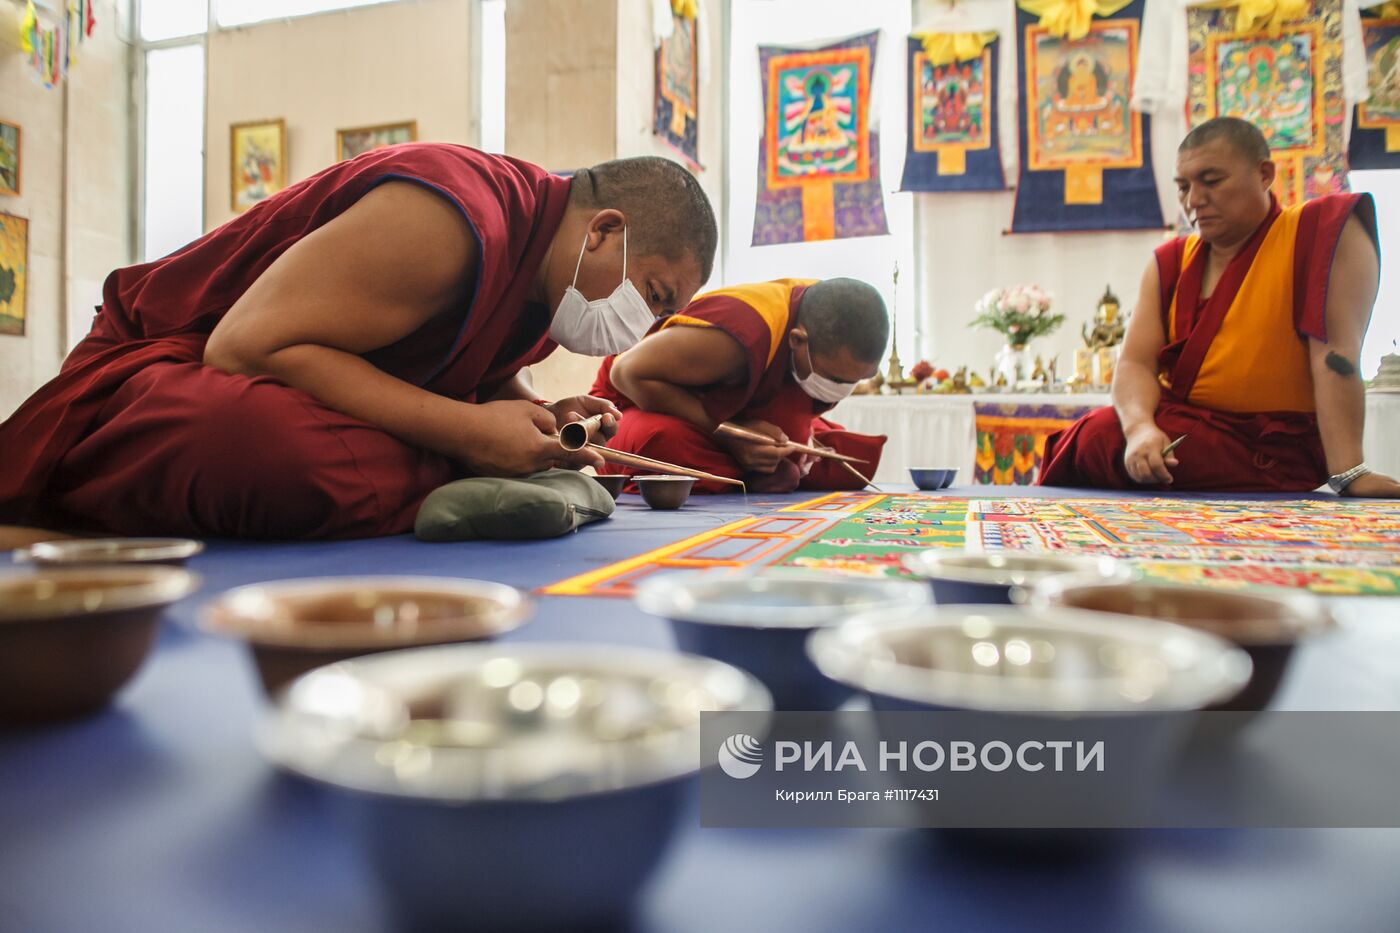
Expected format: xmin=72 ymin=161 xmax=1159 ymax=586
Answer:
xmin=590 ymin=474 xmax=627 ymax=501
xmin=1031 ymin=580 xmax=1334 ymax=711
xmin=635 ymin=475 xmax=696 ymax=510
xmin=202 ymin=576 xmax=532 ymax=696
xmin=0 ymin=567 xmax=200 ymax=726
xmin=21 ymin=537 xmax=204 ymax=566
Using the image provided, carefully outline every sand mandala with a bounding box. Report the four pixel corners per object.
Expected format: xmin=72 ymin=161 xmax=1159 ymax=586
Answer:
xmin=544 ymin=493 xmax=1400 ymax=597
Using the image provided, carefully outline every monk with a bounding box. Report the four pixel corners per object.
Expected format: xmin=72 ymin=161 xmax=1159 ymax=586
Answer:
xmin=0 ymin=146 xmax=718 ymax=538
xmin=592 ymin=278 xmax=888 ymax=492
xmin=1040 ymin=117 xmax=1400 ymax=497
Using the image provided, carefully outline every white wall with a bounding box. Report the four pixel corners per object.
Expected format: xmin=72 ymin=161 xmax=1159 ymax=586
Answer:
xmin=205 ymin=0 xmax=473 ymax=230
xmin=1351 ymin=170 xmax=1400 ymax=380
xmin=0 ymin=0 xmax=134 ymax=419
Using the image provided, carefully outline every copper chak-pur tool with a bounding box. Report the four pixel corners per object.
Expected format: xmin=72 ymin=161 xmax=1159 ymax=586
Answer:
xmin=713 ymin=422 xmax=869 ymax=465
xmin=556 ymin=415 xmax=746 ymax=489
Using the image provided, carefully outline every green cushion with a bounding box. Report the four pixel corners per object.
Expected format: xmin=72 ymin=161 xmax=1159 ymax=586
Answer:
xmin=414 ymin=470 xmax=616 ymax=542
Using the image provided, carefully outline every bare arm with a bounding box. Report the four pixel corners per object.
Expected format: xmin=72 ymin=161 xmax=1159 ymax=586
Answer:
xmin=203 ymin=182 xmax=597 ymax=475
xmin=1310 ymin=215 xmax=1400 ymax=497
xmin=609 ymin=326 xmax=748 ymax=433
xmin=609 ymin=325 xmax=791 ymax=473
xmin=1114 ymin=258 xmax=1178 ymax=484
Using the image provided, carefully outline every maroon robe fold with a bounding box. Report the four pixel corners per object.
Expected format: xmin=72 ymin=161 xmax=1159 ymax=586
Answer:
xmin=0 ymin=144 xmax=570 ymax=538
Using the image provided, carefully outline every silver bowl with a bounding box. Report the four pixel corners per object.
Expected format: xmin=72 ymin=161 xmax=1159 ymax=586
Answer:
xmin=20 ymin=537 xmax=204 ymax=566
xmin=1031 ymin=579 xmax=1334 ymax=711
xmin=808 ymin=606 xmax=1251 ymax=832
xmin=635 ymin=569 xmax=930 ymax=709
xmin=902 ymin=551 xmax=1132 ymax=604
xmin=807 ymin=605 xmax=1251 ymax=714
xmin=0 ymin=566 xmax=200 ymax=725
xmin=263 ymin=643 xmax=770 ymax=930
xmin=202 ymin=576 xmax=532 ymax=696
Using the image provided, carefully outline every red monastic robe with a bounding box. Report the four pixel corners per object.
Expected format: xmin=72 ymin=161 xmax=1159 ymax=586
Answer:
xmin=592 ymin=279 xmax=886 ymax=493
xmin=0 ymin=144 xmax=570 ymax=538
xmin=1039 ymin=193 xmax=1377 ymax=492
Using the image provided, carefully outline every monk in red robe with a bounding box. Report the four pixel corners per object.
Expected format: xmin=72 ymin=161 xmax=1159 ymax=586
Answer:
xmin=592 ymin=278 xmax=888 ymax=493
xmin=0 ymin=146 xmax=718 ymax=538
xmin=1040 ymin=117 xmax=1400 ymax=498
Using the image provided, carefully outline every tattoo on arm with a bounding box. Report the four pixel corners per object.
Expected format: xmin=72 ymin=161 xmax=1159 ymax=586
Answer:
xmin=1325 ymin=351 xmax=1357 ymax=377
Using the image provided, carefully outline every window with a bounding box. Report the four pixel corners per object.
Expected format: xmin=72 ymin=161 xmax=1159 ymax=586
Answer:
xmin=142 ymin=44 xmax=207 ymax=262
xmin=139 ymin=0 xmax=208 ymax=42
xmin=215 ymin=0 xmax=400 ymax=29
xmin=1349 ymin=171 xmax=1400 ymax=380
xmin=478 ymin=0 xmax=506 ymax=153
xmin=725 ymin=0 xmax=916 ymax=359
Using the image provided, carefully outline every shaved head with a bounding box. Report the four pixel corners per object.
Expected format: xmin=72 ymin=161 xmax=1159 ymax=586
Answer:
xmin=572 ymin=157 xmax=717 ymax=282
xmin=798 ymin=278 xmax=890 ymax=363
xmin=1174 ymin=117 xmax=1275 ymax=248
xmin=1179 ymin=116 xmax=1270 ymax=164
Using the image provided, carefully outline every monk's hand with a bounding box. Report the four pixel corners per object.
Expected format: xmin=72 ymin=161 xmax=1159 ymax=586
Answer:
xmin=546 ymin=396 xmax=622 ymax=441
xmin=1343 ymin=472 xmax=1400 ymax=499
xmin=457 ymin=400 xmax=600 ymax=475
xmin=1122 ymin=422 xmax=1177 ymax=486
xmin=718 ymin=419 xmax=791 ymax=475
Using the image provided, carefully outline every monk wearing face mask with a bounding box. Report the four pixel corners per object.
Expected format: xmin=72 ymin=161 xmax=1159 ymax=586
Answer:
xmin=592 ymin=278 xmax=889 ymax=493
xmin=0 ymin=147 xmax=716 ymax=539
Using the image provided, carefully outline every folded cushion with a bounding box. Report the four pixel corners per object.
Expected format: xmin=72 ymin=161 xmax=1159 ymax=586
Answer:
xmin=415 ymin=470 xmax=615 ymax=542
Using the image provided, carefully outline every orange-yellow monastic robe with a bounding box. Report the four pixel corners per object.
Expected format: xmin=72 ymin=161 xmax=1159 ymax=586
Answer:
xmin=1040 ymin=193 xmax=1377 ymax=492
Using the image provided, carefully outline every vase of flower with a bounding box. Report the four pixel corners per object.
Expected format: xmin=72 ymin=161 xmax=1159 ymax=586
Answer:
xmin=994 ymin=342 xmax=1032 ymax=384
xmin=971 ymin=285 xmax=1064 ymax=387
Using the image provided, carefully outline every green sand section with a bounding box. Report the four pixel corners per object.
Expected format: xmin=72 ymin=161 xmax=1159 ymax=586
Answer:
xmin=778 ymin=498 xmax=972 ymax=579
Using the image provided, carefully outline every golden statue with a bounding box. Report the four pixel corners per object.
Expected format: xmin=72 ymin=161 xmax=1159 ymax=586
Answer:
xmin=1082 ymin=284 xmax=1126 ymax=350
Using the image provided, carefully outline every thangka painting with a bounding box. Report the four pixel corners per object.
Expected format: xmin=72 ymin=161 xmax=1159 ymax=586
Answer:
xmin=1188 ymin=0 xmax=1348 ymax=206
xmin=655 ymin=10 xmax=700 ymax=167
xmin=0 ymin=212 xmax=28 ymax=337
xmin=1011 ymin=0 xmax=1163 ymax=232
xmin=336 ymin=121 xmax=417 ymax=161
xmin=753 ymin=31 xmax=889 ymax=244
xmin=900 ymin=36 xmax=1005 ymax=191
xmin=1349 ymin=17 xmax=1400 ymax=170
xmin=973 ymin=401 xmax=1095 ymax=485
xmin=230 ymin=119 xmax=287 ymax=213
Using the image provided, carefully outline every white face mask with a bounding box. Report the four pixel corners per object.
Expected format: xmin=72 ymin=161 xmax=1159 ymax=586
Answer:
xmin=793 ymin=342 xmax=856 ymax=404
xmin=548 ymin=227 xmax=655 ymax=357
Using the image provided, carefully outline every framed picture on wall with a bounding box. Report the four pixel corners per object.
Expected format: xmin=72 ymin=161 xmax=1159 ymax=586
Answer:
xmin=0 ymin=121 xmax=20 ymax=197
xmin=0 ymin=212 xmax=28 ymax=337
xmin=336 ymin=121 xmax=418 ymax=161
xmin=230 ymin=119 xmax=288 ymax=213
